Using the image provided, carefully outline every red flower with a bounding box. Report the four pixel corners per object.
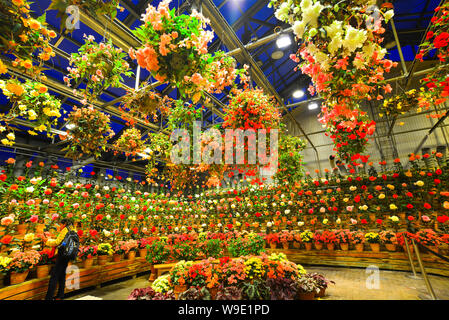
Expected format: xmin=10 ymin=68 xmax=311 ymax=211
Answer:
xmin=407 ymin=216 xmax=415 ymax=221
xmin=26 ymin=161 xmax=32 ymax=168
xmin=77 ymin=230 xmax=84 ymax=237
xmin=423 ymin=203 xmax=432 ymax=209
xmin=361 ymin=219 xmax=368 ymax=224
xmin=132 ymin=227 xmax=138 ymax=234
xmin=120 ymin=214 xmax=125 ymax=220
xmin=0 ymin=174 xmax=7 ymax=182
xmin=95 ymin=214 xmax=103 ymax=221
xmin=406 ymin=204 xmax=414 ymax=209
xmin=89 ymin=230 xmax=98 ymax=237
xmin=376 ymin=219 xmax=383 ymax=225
xmin=0 ymin=235 xmax=12 ymax=244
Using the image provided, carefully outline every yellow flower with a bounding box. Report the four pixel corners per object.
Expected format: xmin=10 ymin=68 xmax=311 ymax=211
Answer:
xmin=389 ymin=204 xmax=398 ymax=210
xmin=24 ymin=233 xmax=35 ymax=242
xmin=390 ymin=215 xmax=399 ymax=222
xmin=378 ymin=193 xmax=385 ymax=199
xmin=12 ymin=0 xmax=24 ymax=6
xmin=36 ymin=124 xmax=47 ymax=132
xmin=7 ymin=132 xmax=15 ymax=140
xmin=415 ymin=180 xmax=424 ymax=187
xmin=387 ymin=184 xmax=395 ymax=190
xmin=28 ymin=130 xmax=38 ymax=136
xmin=0 ymin=61 xmax=7 ymax=74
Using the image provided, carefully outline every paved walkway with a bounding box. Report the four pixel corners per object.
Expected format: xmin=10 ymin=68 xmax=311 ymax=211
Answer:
xmin=67 ymin=266 xmax=449 ymax=300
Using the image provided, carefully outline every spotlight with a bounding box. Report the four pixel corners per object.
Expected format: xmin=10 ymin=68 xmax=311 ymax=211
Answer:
xmin=293 ymin=89 xmax=305 ymax=99
xmin=271 ymin=50 xmax=284 ymax=60
xmin=276 ymin=35 xmax=291 ymax=48
xmin=308 ymin=102 xmax=319 ymax=110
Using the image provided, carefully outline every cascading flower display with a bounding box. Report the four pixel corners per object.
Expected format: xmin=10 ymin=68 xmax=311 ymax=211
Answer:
xmin=112 ymin=127 xmax=146 ymax=157
xmin=0 ymin=78 xmax=62 ymax=146
xmin=0 ymin=0 xmax=57 ymax=76
xmin=269 ymin=0 xmax=397 ymax=162
xmin=64 ymin=35 xmax=132 ymax=104
xmin=129 ymin=0 xmax=244 ymax=103
xmin=62 ymin=106 xmax=115 ymax=159
xmin=416 ymin=3 xmax=449 ymax=113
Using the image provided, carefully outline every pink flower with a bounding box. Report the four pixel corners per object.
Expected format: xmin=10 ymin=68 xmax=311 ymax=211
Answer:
xmin=422 ymin=215 xmax=430 ymax=222
xmin=51 ymin=213 xmax=59 ymax=221
xmin=29 ymin=215 xmax=39 ymax=223
xmin=43 ymin=199 xmax=49 ymax=205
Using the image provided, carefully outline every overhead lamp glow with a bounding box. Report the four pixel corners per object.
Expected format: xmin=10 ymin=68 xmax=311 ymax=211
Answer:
xmin=308 ymin=102 xmax=319 ymax=110
xmin=276 ymin=35 xmax=291 ymax=48
xmin=292 ymin=89 xmax=305 ymax=99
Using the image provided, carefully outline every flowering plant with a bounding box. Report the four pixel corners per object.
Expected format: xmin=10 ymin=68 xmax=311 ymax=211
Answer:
xmin=112 ymin=127 xmax=146 ymax=157
xmin=351 ymin=231 xmax=365 ymax=244
xmin=279 ymin=230 xmax=293 ymax=243
xmin=416 ymin=3 xmax=449 ymax=107
xmin=49 ymin=0 xmax=122 ymax=24
xmin=62 ymin=106 xmax=115 ymax=159
xmin=321 ymin=230 xmax=338 ymax=244
xmin=300 ymin=230 xmax=314 ymax=243
xmin=364 ymin=232 xmax=380 ymax=244
xmin=244 ymin=257 xmax=264 ymax=280
xmin=64 ymin=35 xmax=132 ymax=103
xmin=38 ymin=248 xmax=55 ymax=265
xmin=97 ymin=243 xmax=113 ymax=256
xmin=130 ymin=0 xmax=241 ymax=102
xmin=169 ymin=260 xmax=193 ymax=286
xmin=379 ymin=230 xmax=397 ymax=244
xmin=415 ymin=229 xmax=440 ymax=247
xmin=0 ymin=79 xmax=62 ymax=146
xmin=381 ymin=89 xmax=427 ymax=117
xmin=113 ymin=241 xmax=127 ymax=255
xmin=0 ymin=255 xmax=12 ymax=274
xmin=335 ymin=229 xmax=352 ymax=244
xmin=0 ymin=0 xmax=56 ymax=76
xmin=6 ymin=249 xmax=40 ymax=273
xmin=78 ymin=245 xmax=97 ymax=260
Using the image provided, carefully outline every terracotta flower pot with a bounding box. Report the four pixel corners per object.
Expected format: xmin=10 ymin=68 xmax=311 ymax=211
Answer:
xmin=305 ymin=243 xmax=312 ymax=251
xmin=298 ymin=292 xmax=315 ymax=300
xmin=370 ymin=243 xmax=380 ymax=253
xmin=83 ymin=257 xmax=94 ymax=268
xmin=269 ymin=243 xmax=277 ymax=249
xmin=402 ymin=244 xmax=414 ymax=254
xmin=36 ymin=265 xmax=50 ymax=278
xmin=139 ymin=249 xmax=148 ymax=258
xmin=209 ymin=286 xmax=218 ymax=300
xmin=282 ymin=242 xmax=290 ymax=250
xmin=97 ymin=255 xmax=108 ymax=265
xmin=340 ymin=243 xmax=349 ymax=251
xmin=326 ymin=243 xmax=335 ymax=251
xmin=355 ymin=243 xmax=364 ymax=252
xmin=174 ymin=285 xmax=188 ymax=299
xmin=17 ymin=224 xmax=27 ymax=235
xmin=316 ymin=287 xmax=326 ymax=298
xmin=10 ymin=270 xmax=29 ymax=285
xmin=314 ymin=243 xmax=323 ymax=251
xmin=127 ymin=251 xmax=136 ymax=261
xmin=293 ymin=241 xmax=301 ymax=249
xmin=385 ymin=244 xmax=396 ymax=252
xmin=113 ymin=253 xmax=122 ymax=262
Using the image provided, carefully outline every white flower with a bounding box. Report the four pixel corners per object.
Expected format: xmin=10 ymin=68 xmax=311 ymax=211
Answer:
xmin=26 ymin=186 xmax=34 ymax=193
xmin=302 ymin=1 xmax=324 ymax=28
xmin=293 ymin=20 xmax=307 ymax=38
xmin=267 ymin=222 xmax=272 ymax=228
xmin=324 ymin=20 xmax=343 ymax=39
xmin=275 ymin=1 xmax=291 ymax=22
xmin=343 ymin=26 xmax=367 ymax=53
xmin=124 ymin=228 xmax=130 ymax=233
xmin=384 ymin=10 xmax=394 ymax=22
xmin=285 ymin=209 xmax=290 ymax=214
xmin=298 ymin=221 xmax=304 ymax=227
xmin=300 ymin=0 xmax=312 ymax=11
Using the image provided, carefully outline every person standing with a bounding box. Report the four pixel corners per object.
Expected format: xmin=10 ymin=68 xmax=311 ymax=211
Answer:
xmin=45 ymin=218 xmax=77 ymax=300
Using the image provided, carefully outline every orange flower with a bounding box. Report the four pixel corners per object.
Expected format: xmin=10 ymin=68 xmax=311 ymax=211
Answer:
xmin=48 ymin=30 xmax=57 ymax=38
xmin=12 ymin=0 xmax=24 ymax=6
xmin=38 ymin=85 xmax=48 ymax=94
xmin=5 ymin=158 xmax=16 ymax=164
xmin=21 ymin=60 xmax=32 ymax=69
xmin=6 ymin=82 xmax=24 ymax=96
xmin=0 ymin=61 xmax=7 ymax=74
xmin=29 ymin=19 xmax=41 ymax=30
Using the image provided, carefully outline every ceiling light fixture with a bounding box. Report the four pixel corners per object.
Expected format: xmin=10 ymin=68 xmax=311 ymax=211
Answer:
xmin=292 ymin=89 xmax=305 ymax=99
xmin=276 ymin=35 xmax=291 ymax=48
xmin=308 ymin=102 xmax=319 ymax=110
xmin=66 ymin=123 xmax=76 ymax=130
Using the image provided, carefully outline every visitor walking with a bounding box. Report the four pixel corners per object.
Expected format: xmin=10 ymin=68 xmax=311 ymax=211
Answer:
xmin=45 ymin=218 xmax=78 ymax=300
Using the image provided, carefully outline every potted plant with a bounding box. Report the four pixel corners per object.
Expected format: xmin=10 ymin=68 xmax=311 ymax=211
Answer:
xmin=265 ymin=233 xmax=280 ymax=249
xmin=313 ymin=230 xmax=324 ymax=250
xmin=300 ymin=230 xmax=314 ymax=251
xmin=352 ymin=231 xmax=365 ymax=252
xmin=113 ymin=241 xmax=126 ymax=262
xmin=6 ymin=250 xmax=40 ymax=285
xmin=215 ymin=285 xmax=242 ymax=300
xmin=36 ymin=248 xmax=55 ymax=278
xmin=335 ymin=229 xmax=352 ymax=251
xmin=415 ymin=229 xmax=441 ymax=254
xmin=97 ymin=243 xmax=113 ymax=265
xmin=322 ymin=230 xmax=338 ymax=251
xmin=78 ymin=245 xmax=97 ymax=268
xmin=124 ymin=239 xmax=139 ymax=261
xmin=365 ymin=232 xmax=381 ymax=252
xmin=279 ymin=230 xmax=293 ymax=250
xmin=138 ymin=238 xmax=153 ymax=258
xmin=296 ymin=274 xmax=319 ymax=300
xmin=292 ymin=231 xmax=302 ymax=249
xmin=379 ymin=230 xmax=397 ymax=252
xmin=169 ymin=260 xmax=193 ymax=298
xmin=309 ymin=273 xmax=335 ymax=298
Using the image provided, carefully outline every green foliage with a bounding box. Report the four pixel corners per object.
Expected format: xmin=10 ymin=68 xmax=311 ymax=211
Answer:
xmin=227 ymin=233 xmax=265 ymax=257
